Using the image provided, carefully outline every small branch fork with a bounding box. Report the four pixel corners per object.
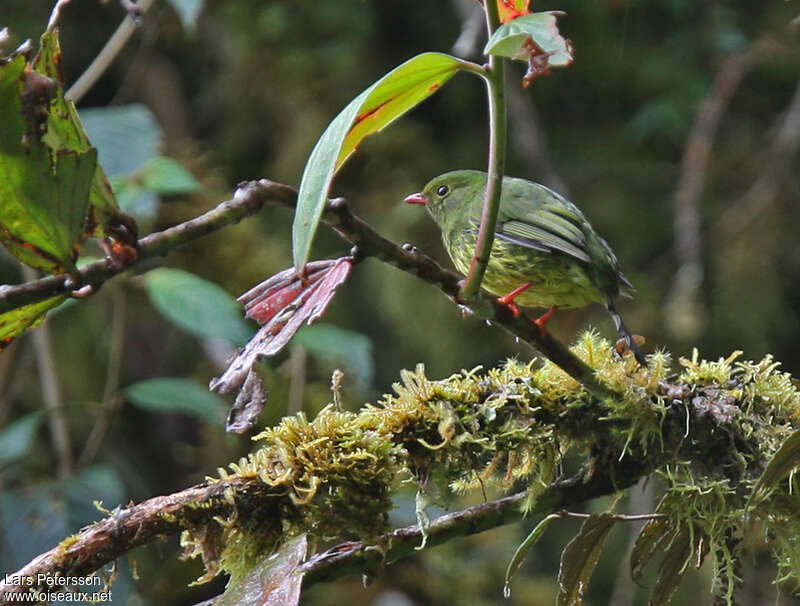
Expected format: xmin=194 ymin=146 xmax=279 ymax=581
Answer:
xmin=1 ymin=180 xmax=620 ymax=399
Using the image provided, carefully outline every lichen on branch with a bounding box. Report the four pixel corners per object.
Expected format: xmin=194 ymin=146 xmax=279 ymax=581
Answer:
xmin=3 ymin=336 xmax=799 ymax=606
xmin=176 ymin=334 xmax=800 ymax=604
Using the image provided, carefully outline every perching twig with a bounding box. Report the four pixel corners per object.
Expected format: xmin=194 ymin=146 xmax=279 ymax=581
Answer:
xmin=0 ymin=181 xmax=298 ymax=314
xmin=2 ymin=180 xmax=621 ymax=399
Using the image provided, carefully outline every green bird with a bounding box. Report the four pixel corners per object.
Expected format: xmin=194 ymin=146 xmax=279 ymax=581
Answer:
xmin=405 ymin=170 xmax=646 ymax=365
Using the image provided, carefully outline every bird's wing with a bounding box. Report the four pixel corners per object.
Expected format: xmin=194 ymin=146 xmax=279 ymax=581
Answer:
xmin=496 ymin=201 xmax=592 ymax=263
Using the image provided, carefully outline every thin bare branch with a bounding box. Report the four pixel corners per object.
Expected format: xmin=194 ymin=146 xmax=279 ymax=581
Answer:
xmin=1 ymin=180 xmax=621 ymax=399
xmin=717 ymin=76 xmax=800 ymax=237
xmin=65 ymin=0 xmax=156 ymax=104
xmin=21 ymin=265 xmax=73 ymax=478
xmin=665 ymin=37 xmax=781 ymax=339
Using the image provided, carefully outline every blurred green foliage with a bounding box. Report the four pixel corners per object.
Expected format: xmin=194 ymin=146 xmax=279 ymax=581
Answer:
xmin=1 ymin=0 xmax=799 ymax=604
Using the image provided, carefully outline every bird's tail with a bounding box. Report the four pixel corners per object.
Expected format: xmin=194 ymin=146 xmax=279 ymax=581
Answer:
xmin=606 ymin=301 xmax=647 ymax=367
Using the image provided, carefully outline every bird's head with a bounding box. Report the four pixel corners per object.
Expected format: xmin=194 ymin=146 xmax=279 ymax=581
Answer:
xmin=404 ymin=170 xmax=486 ymax=229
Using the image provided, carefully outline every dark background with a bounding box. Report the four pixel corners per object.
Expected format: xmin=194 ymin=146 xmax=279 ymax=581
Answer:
xmin=1 ymin=0 xmax=799 ymax=604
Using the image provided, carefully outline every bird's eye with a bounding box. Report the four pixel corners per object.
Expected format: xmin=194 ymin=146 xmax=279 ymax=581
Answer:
xmin=436 ymin=185 xmax=450 ymax=197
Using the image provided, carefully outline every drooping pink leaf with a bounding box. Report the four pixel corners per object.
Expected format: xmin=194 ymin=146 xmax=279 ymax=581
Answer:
xmin=226 ymin=370 xmax=267 ymax=434
xmin=210 ymin=257 xmax=355 ymax=403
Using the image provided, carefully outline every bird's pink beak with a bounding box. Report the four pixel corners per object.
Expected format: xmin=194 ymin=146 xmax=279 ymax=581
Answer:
xmin=404 ymin=192 xmax=428 ymax=205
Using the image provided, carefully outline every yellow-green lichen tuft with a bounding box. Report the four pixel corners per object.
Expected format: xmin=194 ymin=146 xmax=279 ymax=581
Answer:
xmin=179 ymin=333 xmax=800 ymax=603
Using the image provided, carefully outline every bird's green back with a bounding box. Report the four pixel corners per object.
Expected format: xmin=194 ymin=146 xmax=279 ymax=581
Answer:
xmin=419 ymin=170 xmax=633 ymax=304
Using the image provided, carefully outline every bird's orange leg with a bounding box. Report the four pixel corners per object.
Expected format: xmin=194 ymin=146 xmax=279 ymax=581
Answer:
xmin=533 ymin=306 xmax=559 ymax=336
xmin=497 ymin=282 xmax=533 ymax=318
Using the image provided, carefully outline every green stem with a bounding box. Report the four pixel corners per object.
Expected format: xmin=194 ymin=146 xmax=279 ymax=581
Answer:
xmin=459 ymin=0 xmax=507 ymax=302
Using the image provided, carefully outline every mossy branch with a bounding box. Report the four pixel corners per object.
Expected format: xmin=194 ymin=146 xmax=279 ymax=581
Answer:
xmin=2 ymin=342 xmax=798 ymax=604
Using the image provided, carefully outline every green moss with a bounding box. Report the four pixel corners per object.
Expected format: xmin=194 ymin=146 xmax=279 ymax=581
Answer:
xmin=180 ymin=333 xmax=800 ymax=603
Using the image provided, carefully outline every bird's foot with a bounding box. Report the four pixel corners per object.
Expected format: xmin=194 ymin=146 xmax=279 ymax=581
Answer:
xmin=533 ymin=306 xmax=559 ymax=336
xmin=497 ymin=282 xmax=533 ymax=319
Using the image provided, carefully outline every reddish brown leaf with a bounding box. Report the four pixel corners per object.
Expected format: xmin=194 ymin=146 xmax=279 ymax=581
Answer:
xmin=210 ymin=257 xmax=355 ymax=397
xmin=226 ymin=370 xmax=268 ymax=434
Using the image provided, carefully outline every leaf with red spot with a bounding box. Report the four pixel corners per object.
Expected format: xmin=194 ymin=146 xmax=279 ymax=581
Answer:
xmin=34 ymin=28 xmax=134 ymax=243
xmin=0 ymin=296 xmax=67 ymax=351
xmin=496 ymin=0 xmax=531 ymax=23
xmin=293 ymin=52 xmax=463 ymax=274
xmin=0 ymin=27 xmax=133 ymax=279
xmin=0 ymin=51 xmax=96 ymax=275
xmin=484 ymin=12 xmax=574 ymax=86
xmin=210 ymin=257 xmax=355 ymax=398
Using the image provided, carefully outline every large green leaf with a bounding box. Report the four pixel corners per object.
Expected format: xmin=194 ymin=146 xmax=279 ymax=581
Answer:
xmin=0 ymin=295 xmax=67 ymax=351
xmin=34 ymin=28 xmax=129 ymax=241
xmin=79 ymin=104 xmax=161 ymax=177
xmin=649 ymin=526 xmax=698 ymax=606
xmin=126 ymin=377 xmax=227 ymax=424
xmin=293 ymin=52 xmax=463 ymax=273
xmin=557 ymin=514 xmax=616 ymax=606
xmin=630 ymin=515 xmax=673 ymax=582
xmin=749 ymin=429 xmax=800 ymax=508
xmin=0 ymin=53 xmax=96 ymax=274
xmin=82 ymin=106 xmax=198 ymax=219
xmin=504 ymin=513 xmax=561 ymax=596
xmin=144 ymin=268 xmax=254 ymax=345
xmin=484 ymin=12 xmax=573 ymax=66
xmin=0 ymin=412 xmax=44 ymax=465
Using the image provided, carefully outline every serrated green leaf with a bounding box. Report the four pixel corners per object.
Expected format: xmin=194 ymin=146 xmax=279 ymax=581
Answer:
xmin=35 ymin=28 xmax=128 ymax=240
xmin=484 ymin=12 xmax=573 ymax=67
xmin=125 ymin=378 xmax=227 ymax=424
xmin=141 ymin=156 xmax=201 ymax=194
xmin=557 ymin=514 xmax=616 ymax=606
xmin=0 ymin=52 xmax=96 ymax=274
xmin=293 ymin=52 xmax=463 ymax=273
xmin=631 ymin=516 xmax=674 ymax=582
xmin=294 ymin=323 xmax=374 ymax=389
xmin=144 ymin=268 xmax=253 ymax=345
xmin=0 ymin=295 xmax=67 ymax=350
xmin=0 ymin=412 xmax=45 ymax=465
xmin=505 ymin=513 xmax=561 ymax=595
xmin=749 ymin=429 xmax=800 ymax=508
